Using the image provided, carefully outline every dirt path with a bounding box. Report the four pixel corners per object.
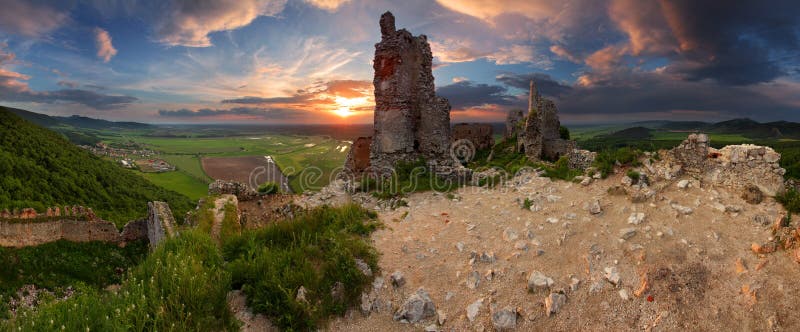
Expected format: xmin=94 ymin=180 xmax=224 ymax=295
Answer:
xmin=210 ymin=195 xmax=237 ymax=242
xmin=326 ymin=172 xmax=797 ymax=331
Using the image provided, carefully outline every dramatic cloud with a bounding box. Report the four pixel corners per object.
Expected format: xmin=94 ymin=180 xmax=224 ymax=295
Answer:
xmin=94 ymin=28 xmax=117 ymax=62
xmin=304 ymin=0 xmax=352 ymax=12
xmin=495 ymin=72 xmax=572 ymax=98
xmin=158 ymin=107 xmax=299 ymax=119
xmin=151 ymin=0 xmax=288 ymax=47
xmin=436 ymin=81 xmax=516 ymax=110
xmin=0 ymin=0 xmax=69 ymax=37
xmin=0 ymin=44 xmax=137 ymax=109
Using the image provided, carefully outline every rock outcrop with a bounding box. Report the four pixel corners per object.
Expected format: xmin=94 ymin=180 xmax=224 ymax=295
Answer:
xmin=505 ymin=109 xmax=524 ymax=139
xmin=452 ymin=123 xmax=494 ymax=151
xmin=209 ymin=180 xmax=257 ymax=201
xmin=518 ymin=81 xmax=577 ymax=161
xmin=648 ymin=133 xmax=786 ymax=196
xmin=147 ymin=201 xmax=177 ymax=248
xmin=344 ymin=137 xmax=373 ymax=175
xmin=369 ymin=11 xmax=452 ymax=171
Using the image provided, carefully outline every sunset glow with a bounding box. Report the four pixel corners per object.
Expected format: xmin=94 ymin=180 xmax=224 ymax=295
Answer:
xmin=332 ymin=96 xmax=369 ymax=118
xmin=0 ymin=0 xmax=797 ymax=124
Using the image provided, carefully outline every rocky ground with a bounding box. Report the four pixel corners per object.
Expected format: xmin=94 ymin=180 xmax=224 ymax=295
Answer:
xmin=316 ymin=170 xmax=798 ymax=331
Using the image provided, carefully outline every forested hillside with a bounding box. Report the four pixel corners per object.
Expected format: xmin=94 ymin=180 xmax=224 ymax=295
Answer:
xmin=0 ymin=107 xmax=192 ymax=226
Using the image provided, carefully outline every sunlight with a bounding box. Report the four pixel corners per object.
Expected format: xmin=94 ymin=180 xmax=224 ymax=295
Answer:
xmin=332 ymin=96 xmax=368 ymax=118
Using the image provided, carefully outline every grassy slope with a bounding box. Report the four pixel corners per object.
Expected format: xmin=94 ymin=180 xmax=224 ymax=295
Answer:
xmin=0 ymin=107 xmax=194 ymax=226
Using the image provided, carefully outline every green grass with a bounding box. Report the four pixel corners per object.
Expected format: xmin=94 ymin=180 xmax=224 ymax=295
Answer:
xmin=96 ymin=132 xmax=350 ymax=194
xmin=222 ymin=204 xmax=380 ymax=330
xmin=138 ymin=171 xmax=209 ymax=202
xmin=2 ymin=230 xmax=239 ymax=332
xmin=358 ymin=158 xmax=465 ymax=199
xmin=0 ymin=240 xmax=149 ymax=319
xmin=777 ymin=188 xmax=800 ymax=215
xmin=257 ymin=182 xmax=280 ymax=195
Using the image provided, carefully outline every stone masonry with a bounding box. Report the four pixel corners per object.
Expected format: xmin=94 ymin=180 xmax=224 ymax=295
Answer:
xmin=452 ymin=123 xmax=494 ymax=151
xmin=369 ymin=11 xmax=452 ymax=171
xmin=344 ymin=137 xmax=373 ymax=175
xmin=517 ymin=80 xmax=582 ymax=162
xmin=147 ymin=201 xmax=177 ymax=249
xmin=0 ymin=205 xmax=166 ymax=248
xmin=648 ymin=133 xmax=786 ymax=196
xmin=505 ymin=109 xmax=524 ymax=139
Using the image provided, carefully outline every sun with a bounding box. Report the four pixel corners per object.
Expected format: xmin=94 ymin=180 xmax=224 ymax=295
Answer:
xmin=332 ymin=96 xmax=369 ymax=118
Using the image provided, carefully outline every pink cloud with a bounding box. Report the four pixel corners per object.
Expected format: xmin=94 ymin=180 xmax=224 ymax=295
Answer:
xmin=304 ymin=0 xmax=352 ymax=12
xmin=0 ymin=0 xmax=69 ymax=37
xmin=94 ymin=28 xmax=118 ymax=63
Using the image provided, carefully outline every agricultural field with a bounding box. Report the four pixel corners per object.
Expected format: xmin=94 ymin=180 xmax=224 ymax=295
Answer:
xmin=91 ymin=128 xmax=352 ymax=197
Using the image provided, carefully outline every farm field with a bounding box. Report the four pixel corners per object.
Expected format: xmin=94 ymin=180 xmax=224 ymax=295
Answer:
xmin=93 ymin=129 xmax=352 ymax=196
xmin=202 ymin=156 xmax=291 ymax=193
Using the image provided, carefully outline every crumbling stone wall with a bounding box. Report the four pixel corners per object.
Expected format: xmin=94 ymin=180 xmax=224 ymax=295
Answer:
xmin=452 ymin=123 xmax=494 ymax=150
xmin=649 ymin=134 xmax=786 ymax=196
xmin=505 ymin=110 xmax=524 ymax=139
xmin=344 ymin=137 xmax=373 ymax=174
xmin=671 ymin=133 xmax=709 ymax=174
xmin=568 ymin=149 xmax=597 ymax=170
xmin=0 ymin=203 xmax=175 ymax=248
xmin=147 ymin=201 xmax=176 ymax=248
xmin=370 ymin=11 xmax=452 ymax=170
xmin=209 ymin=180 xmax=257 ymax=201
xmin=519 ymin=80 xmax=577 ymax=161
xmin=543 ymin=139 xmax=577 ymax=160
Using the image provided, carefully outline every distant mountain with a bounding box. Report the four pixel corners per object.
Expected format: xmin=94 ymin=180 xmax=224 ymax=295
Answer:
xmin=628 ymin=118 xmax=800 ymax=139
xmin=0 ymin=106 xmax=192 ymax=226
xmin=602 ymin=126 xmax=652 ymax=140
xmin=4 ymin=106 xmax=151 ymax=130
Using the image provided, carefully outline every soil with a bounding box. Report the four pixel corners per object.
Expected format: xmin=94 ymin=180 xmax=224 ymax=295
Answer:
xmin=202 ymin=156 xmax=291 ymax=193
xmin=323 ymin=171 xmax=798 ymax=331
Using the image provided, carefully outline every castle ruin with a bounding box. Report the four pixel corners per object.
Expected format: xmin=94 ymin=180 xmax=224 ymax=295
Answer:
xmin=369 ymin=11 xmax=452 ymax=170
xmin=452 ymin=123 xmax=494 ymax=151
xmin=514 ymin=80 xmax=577 ymax=161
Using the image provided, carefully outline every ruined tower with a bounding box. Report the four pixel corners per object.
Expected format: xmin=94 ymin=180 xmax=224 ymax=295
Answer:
xmin=369 ymin=11 xmax=452 ymax=170
xmin=519 ymin=80 xmax=576 ymax=161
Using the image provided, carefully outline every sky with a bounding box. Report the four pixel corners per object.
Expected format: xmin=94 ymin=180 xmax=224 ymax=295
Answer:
xmin=0 ymin=0 xmax=799 ymax=125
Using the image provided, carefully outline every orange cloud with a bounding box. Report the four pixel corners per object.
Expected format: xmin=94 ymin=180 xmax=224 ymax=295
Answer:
xmin=94 ymin=28 xmax=118 ymax=63
xmin=153 ymin=0 xmax=288 ymax=47
xmin=435 ymin=0 xmax=558 ymax=22
xmin=0 ymin=0 xmax=68 ymax=37
xmin=608 ymin=0 xmax=677 ymax=55
xmin=304 ymin=0 xmax=352 ymax=12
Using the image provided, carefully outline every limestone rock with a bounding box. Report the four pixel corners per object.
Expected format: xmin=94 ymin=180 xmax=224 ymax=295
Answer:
xmin=394 ymin=288 xmax=436 ymax=323
xmin=467 ymin=270 xmax=481 ymax=289
xmin=527 ymin=271 xmax=554 ymax=291
xmin=677 ymin=179 xmax=690 ymax=189
xmin=627 ymin=212 xmax=646 ymax=225
xmin=589 ymin=200 xmax=602 ymax=215
xmin=544 ymin=292 xmax=566 ymax=317
xmin=391 ymin=271 xmax=406 ymax=288
xmin=466 ymin=298 xmax=483 ymax=322
xmin=354 ymin=259 xmax=373 ymax=277
xmin=492 ymin=306 xmax=517 ymax=330
xmin=619 ymin=228 xmax=637 ymax=240
xmin=604 ymin=266 xmax=621 ymax=286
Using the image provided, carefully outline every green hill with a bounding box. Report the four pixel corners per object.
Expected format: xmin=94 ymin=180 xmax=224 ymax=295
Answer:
xmin=0 ymin=106 xmax=192 ymax=226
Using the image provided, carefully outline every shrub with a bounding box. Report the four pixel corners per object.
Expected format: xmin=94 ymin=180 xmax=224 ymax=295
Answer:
xmin=559 ymin=125 xmax=570 ymax=140
xmin=0 ymin=240 xmax=148 ymax=314
xmin=542 ymin=156 xmax=582 ymax=181
xmin=777 ymin=188 xmax=800 ymax=215
xmin=522 ymin=198 xmax=533 ymax=210
xmin=3 ymin=231 xmax=238 ymax=331
xmin=592 ymin=147 xmax=643 ymax=178
xmin=257 ymin=182 xmax=280 ymax=195
xmin=222 ymin=204 xmax=380 ymax=330
xmin=626 ymin=170 xmax=641 ymax=183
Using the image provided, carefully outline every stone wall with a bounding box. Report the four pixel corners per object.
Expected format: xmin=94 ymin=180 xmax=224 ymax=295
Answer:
xmin=209 ymin=180 xmax=257 ymax=201
xmin=369 ymin=11 xmax=452 ymax=171
xmin=147 ymin=201 xmax=176 ymax=248
xmin=518 ymin=80 xmax=577 ymax=162
xmin=0 ymin=203 xmax=176 ymax=248
xmin=648 ymin=133 xmax=786 ymax=196
xmin=344 ymin=137 xmax=373 ymax=174
xmin=505 ymin=110 xmax=524 ymax=139
xmin=452 ymin=123 xmax=494 ymax=150
xmin=0 ymin=219 xmax=136 ymax=248
xmin=568 ymin=149 xmax=597 ymax=170
xmin=542 ymin=139 xmax=577 ymax=160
